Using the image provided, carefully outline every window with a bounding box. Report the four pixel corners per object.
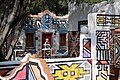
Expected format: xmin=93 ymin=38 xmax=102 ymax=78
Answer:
xmin=26 ymin=33 xmax=34 ymax=48
xmin=60 ymin=33 xmax=66 ymax=46
xmin=42 ymin=33 xmax=52 ymax=49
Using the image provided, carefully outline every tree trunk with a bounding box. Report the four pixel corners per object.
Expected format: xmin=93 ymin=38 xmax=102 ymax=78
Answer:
xmin=0 ymin=0 xmax=32 ymax=61
xmin=5 ymin=19 xmax=25 ymax=60
xmin=0 ymin=0 xmax=20 ymax=49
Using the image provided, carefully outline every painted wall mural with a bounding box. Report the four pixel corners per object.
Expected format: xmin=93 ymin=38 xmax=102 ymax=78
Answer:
xmin=96 ymin=31 xmax=110 ymax=65
xmin=114 ymin=33 xmax=120 ymax=68
xmin=96 ymin=14 xmax=120 ymax=26
xmin=96 ymin=30 xmax=110 ymax=80
xmin=109 ymin=29 xmax=115 ymax=64
xmin=83 ymin=38 xmax=91 ymax=58
xmin=22 ymin=10 xmax=69 ymax=58
xmin=41 ymin=14 xmax=54 ymax=29
xmin=8 ymin=12 xmax=120 ymax=80
xmin=35 ymin=13 xmax=68 ymax=30
xmin=96 ymin=14 xmax=120 ymax=80
xmin=48 ymin=60 xmax=92 ymax=80
xmin=96 ymin=65 xmax=109 ymax=80
xmin=0 ymin=58 xmax=53 ymax=80
xmin=68 ymin=31 xmax=80 ymax=57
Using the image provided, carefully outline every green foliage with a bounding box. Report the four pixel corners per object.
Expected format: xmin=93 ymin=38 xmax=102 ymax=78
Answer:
xmin=29 ymin=0 xmax=68 ymax=16
xmin=29 ymin=0 xmax=108 ymax=15
xmin=0 ymin=0 xmax=108 ymax=16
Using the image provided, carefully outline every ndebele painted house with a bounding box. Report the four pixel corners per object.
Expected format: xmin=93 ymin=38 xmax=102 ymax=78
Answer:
xmin=0 ymin=10 xmax=120 ymax=80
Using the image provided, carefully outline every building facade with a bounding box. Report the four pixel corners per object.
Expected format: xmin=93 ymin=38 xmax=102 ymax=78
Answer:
xmin=11 ymin=11 xmax=120 ymax=80
xmin=15 ymin=10 xmax=71 ymax=59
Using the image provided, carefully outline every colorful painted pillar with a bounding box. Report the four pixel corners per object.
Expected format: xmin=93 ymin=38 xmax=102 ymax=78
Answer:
xmin=88 ymin=13 xmax=120 ymax=80
xmin=88 ymin=13 xmax=110 ymax=80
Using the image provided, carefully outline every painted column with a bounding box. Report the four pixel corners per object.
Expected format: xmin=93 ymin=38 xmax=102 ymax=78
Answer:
xmin=40 ymin=31 xmax=42 ymax=53
xmin=80 ymin=34 xmax=91 ymax=59
xmin=88 ymin=13 xmax=97 ymax=80
xmin=66 ymin=33 xmax=68 ymax=52
xmin=55 ymin=31 xmax=59 ymax=52
xmin=35 ymin=30 xmax=38 ymax=53
xmin=37 ymin=30 xmax=42 ymax=53
xmin=88 ymin=13 xmax=111 ymax=80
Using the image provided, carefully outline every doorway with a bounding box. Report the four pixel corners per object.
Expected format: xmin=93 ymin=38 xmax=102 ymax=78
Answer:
xmin=42 ymin=33 xmax=52 ymax=49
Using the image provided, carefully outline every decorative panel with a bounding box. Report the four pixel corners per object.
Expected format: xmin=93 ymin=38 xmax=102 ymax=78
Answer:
xmin=0 ymin=58 xmax=53 ymax=80
xmin=96 ymin=65 xmax=109 ymax=80
xmin=97 ymin=14 xmax=120 ymax=26
xmin=96 ymin=31 xmax=110 ymax=80
xmin=109 ymin=29 xmax=115 ymax=64
xmin=48 ymin=60 xmax=92 ymax=80
xmin=96 ymin=31 xmax=110 ymax=65
xmin=114 ymin=33 xmax=120 ymax=68
xmin=83 ymin=38 xmax=91 ymax=58
xmin=36 ymin=14 xmax=68 ymax=30
xmin=68 ymin=31 xmax=80 ymax=57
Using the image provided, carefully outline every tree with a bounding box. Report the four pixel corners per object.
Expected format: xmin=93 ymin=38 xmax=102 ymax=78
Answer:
xmin=0 ymin=0 xmax=69 ymax=61
xmin=29 ymin=0 xmax=68 ymax=15
xmin=0 ymin=0 xmax=109 ymax=61
xmin=0 ymin=0 xmax=32 ymax=61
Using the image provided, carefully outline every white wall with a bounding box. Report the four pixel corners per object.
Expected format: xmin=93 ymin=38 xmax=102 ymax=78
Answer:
xmin=68 ymin=0 xmax=120 ymax=31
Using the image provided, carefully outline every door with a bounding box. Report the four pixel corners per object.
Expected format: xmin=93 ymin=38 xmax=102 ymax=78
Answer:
xmin=42 ymin=33 xmax=52 ymax=49
xmin=26 ymin=33 xmax=34 ymax=49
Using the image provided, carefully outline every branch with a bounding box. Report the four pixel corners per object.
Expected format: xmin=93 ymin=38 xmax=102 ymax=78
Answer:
xmin=7 ymin=0 xmax=20 ymax=25
xmin=0 ymin=0 xmax=5 ymax=5
xmin=0 ymin=0 xmax=20 ymax=49
xmin=0 ymin=5 xmax=9 ymax=33
xmin=0 ymin=0 xmax=10 ymax=32
xmin=5 ymin=16 xmax=27 ymax=60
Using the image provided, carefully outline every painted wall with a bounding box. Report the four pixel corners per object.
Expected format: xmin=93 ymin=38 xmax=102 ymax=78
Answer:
xmin=0 ymin=58 xmax=54 ymax=80
xmin=12 ymin=11 xmax=120 ymax=80
xmin=68 ymin=0 xmax=120 ymax=31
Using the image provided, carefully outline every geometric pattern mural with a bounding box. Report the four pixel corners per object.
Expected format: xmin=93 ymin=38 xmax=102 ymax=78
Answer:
xmin=96 ymin=14 xmax=120 ymax=80
xmin=53 ymin=64 xmax=89 ymax=80
xmin=5 ymin=12 xmax=120 ymax=80
xmin=96 ymin=65 xmax=109 ymax=80
xmin=11 ymin=66 xmax=26 ymax=80
xmin=96 ymin=31 xmax=110 ymax=80
xmin=68 ymin=31 xmax=80 ymax=57
xmin=83 ymin=38 xmax=91 ymax=58
xmin=0 ymin=58 xmax=53 ymax=80
xmin=96 ymin=14 xmax=120 ymax=26
xmin=48 ymin=60 xmax=92 ymax=80
xmin=114 ymin=33 xmax=120 ymax=68
xmin=96 ymin=31 xmax=110 ymax=65
xmin=109 ymin=29 xmax=115 ymax=64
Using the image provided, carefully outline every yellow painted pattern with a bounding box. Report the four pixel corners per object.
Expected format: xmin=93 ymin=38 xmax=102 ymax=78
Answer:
xmin=53 ymin=64 xmax=89 ymax=80
xmin=112 ymin=18 xmax=120 ymax=24
xmin=97 ymin=17 xmax=106 ymax=24
xmin=97 ymin=17 xmax=120 ymax=25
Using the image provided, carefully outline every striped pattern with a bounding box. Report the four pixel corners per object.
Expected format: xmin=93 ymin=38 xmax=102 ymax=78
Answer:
xmin=0 ymin=58 xmax=53 ymax=80
xmin=0 ymin=61 xmax=20 ymax=76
